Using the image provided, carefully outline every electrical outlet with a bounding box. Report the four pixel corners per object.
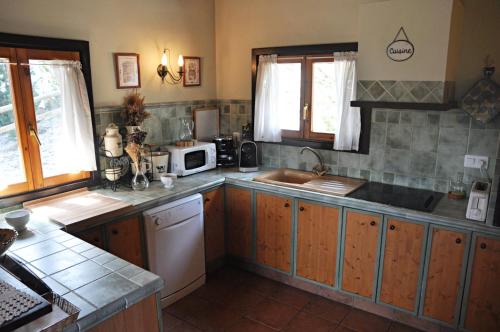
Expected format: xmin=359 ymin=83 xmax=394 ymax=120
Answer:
xmin=464 ymin=155 xmax=489 ymax=169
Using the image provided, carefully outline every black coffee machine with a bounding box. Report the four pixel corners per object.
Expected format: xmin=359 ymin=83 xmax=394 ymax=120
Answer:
xmin=213 ymin=136 xmax=237 ymax=167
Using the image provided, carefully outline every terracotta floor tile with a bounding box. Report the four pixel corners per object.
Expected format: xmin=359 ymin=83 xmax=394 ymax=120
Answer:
xmin=165 ymin=294 xmax=212 ymax=322
xmin=303 ymin=296 xmax=351 ymax=323
xmin=388 ymin=322 xmax=423 ymax=332
xmin=285 ymin=311 xmax=338 ymax=332
xmin=341 ymin=309 xmax=391 ymax=332
xmin=242 ymin=275 xmax=282 ymax=295
xmin=268 ymin=284 xmax=315 ymax=309
xmin=226 ymin=317 xmax=276 ymax=332
xmin=191 ymin=278 xmax=236 ymax=303
xmin=187 ymin=301 xmax=242 ymax=331
xmin=334 ymin=326 xmax=357 ymax=332
xmin=218 ymin=285 xmax=266 ymax=315
xmin=163 ymin=310 xmax=203 ymax=331
xmin=246 ymin=298 xmax=300 ymax=330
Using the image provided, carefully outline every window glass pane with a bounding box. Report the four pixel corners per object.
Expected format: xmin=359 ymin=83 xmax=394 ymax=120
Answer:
xmin=312 ymin=61 xmax=335 ymax=134
xmin=0 ymin=59 xmax=26 ymax=187
xmin=277 ymin=62 xmax=301 ymax=131
xmin=29 ymin=60 xmax=65 ymax=177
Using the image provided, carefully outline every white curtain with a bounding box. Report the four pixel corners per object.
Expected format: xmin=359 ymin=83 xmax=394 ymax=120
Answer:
xmin=332 ymin=52 xmax=360 ymax=151
xmin=254 ymin=54 xmax=282 ymax=142
xmin=43 ymin=60 xmax=97 ymax=172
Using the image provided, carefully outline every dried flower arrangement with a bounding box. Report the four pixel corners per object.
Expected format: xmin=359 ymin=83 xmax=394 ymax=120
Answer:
xmin=121 ymin=90 xmax=150 ymax=126
xmin=125 ymin=128 xmax=148 ymax=166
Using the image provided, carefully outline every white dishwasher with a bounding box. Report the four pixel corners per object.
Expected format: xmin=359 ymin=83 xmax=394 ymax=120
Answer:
xmin=143 ymin=194 xmax=206 ymax=308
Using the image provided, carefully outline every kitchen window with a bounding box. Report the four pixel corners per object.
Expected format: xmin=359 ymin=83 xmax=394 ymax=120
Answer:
xmin=252 ymin=43 xmax=367 ymax=152
xmin=259 ymin=55 xmax=336 ymax=142
xmin=0 ymin=39 xmax=98 ymax=201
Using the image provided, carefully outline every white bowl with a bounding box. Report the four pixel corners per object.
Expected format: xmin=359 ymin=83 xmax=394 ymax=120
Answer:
xmin=4 ymin=209 xmax=30 ymax=232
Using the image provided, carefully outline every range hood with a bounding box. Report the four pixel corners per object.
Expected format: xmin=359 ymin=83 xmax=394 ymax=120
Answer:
xmin=354 ymin=0 xmax=463 ymax=111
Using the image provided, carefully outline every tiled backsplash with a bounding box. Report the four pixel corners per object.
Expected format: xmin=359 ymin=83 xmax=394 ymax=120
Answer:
xmin=260 ymin=108 xmax=500 ymax=223
xmin=94 ymin=98 xmax=499 ymax=223
xmin=357 ymin=80 xmax=454 ymax=103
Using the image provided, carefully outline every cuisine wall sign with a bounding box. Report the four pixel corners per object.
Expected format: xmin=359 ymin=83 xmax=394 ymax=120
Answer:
xmin=386 ymin=27 xmax=414 ymax=62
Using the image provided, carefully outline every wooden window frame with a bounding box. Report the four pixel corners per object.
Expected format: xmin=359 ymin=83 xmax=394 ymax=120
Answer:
xmin=304 ymin=55 xmax=336 ymax=141
xmin=276 ymin=56 xmax=305 ymax=139
xmin=251 ymin=43 xmax=371 ymax=154
xmin=0 ymin=33 xmax=100 ymax=208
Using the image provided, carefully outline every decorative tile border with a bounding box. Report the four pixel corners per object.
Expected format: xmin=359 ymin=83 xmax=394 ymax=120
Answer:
xmin=357 ymin=80 xmax=455 ymax=103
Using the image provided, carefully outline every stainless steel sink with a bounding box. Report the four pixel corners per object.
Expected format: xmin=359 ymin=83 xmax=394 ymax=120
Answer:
xmin=253 ymin=168 xmax=366 ymax=196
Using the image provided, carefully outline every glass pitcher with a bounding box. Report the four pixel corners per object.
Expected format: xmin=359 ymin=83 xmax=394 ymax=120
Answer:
xmin=179 ymin=119 xmax=194 ymax=141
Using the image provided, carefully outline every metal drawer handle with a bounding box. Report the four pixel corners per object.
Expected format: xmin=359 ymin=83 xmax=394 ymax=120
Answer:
xmin=480 ymin=243 xmax=487 ymax=249
xmin=111 ymin=229 xmax=118 ymax=235
xmin=455 ymin=238 xmax=462 ymax=244
xmin=389 ymin=225 xmax=395 ymax=230
xmin=284 ymin=203 xmax=290 ymax=208
xmin=299 ymin=206 xmax=305 ymax=212
xmin=370 ymin=221 xmax=376 ymax=226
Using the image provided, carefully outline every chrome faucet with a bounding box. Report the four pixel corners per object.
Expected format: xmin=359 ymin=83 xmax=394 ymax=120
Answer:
xmin=300 ymin=147 xmax=330 ymax=176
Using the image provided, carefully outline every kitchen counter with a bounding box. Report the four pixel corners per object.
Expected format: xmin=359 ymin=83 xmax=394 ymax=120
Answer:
xmin=93 ymin=167 xmax=499 ymax=236
xmin=0 ymin=214 xmax=163 ymax=332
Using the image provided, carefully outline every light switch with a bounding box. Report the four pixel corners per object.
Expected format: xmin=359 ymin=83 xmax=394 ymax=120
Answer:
xmin=464 ymin=155 xmax=489 ymax=169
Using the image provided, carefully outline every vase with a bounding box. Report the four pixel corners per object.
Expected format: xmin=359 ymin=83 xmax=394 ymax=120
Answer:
xmin=131 ymin=166 xmax=149 ymax=191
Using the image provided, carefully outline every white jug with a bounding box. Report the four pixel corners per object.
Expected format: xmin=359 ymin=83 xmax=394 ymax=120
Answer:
xmin=103 ymin=123 xmax=123 ymax=157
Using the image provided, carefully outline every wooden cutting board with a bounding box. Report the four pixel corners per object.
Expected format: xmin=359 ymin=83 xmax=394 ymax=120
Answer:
xmin=23 ymin=188 xmax=132 ymax=226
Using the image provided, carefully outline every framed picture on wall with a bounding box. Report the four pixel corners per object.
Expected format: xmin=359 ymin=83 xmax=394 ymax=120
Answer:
xmin=183 ymin=56 xmax=201 ymax=87
xmin=113 ymin=53 xmax=141 ymax=89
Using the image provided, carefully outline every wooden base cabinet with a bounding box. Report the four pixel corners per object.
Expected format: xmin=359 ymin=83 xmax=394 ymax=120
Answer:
xmin=341 ymin=209 xmax=382 ymax=298
xmin=106 ymin=215 xmax=145 ymax=267
xmin=421 ymin=227 xmax=469 ymax=325
xmin=74 ymin=214 xmax=145 ymax=268
xmin=256 ymin=192 xmax=293 ymax=272
xmin=378 ymin=218 xmax=426 ymax=312
xmin=89 ymin=294 xmax=160 ymax=332
xmin=462 ymin=235 xmax=500 ymax=332
xmin=296 ymin=201 xmax=340 ymax=286
xmin=225 ymin=186 xmax=253 ymax=259
xmin=203 ymin=187 xmax=225 ymax=266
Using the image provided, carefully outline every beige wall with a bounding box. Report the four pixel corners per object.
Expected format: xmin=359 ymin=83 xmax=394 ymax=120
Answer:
xmin=455 ymin=0 xmax=500 ymax=97
xmin=215 ymin=0 xmax=500 ymax=100
xmin=215 ymin=0 xmax=379 ymax=100
xmin=0 ymin=0 xmax=216 ymax=107
xmin=358 ymin=0 xmax=461 ymax=81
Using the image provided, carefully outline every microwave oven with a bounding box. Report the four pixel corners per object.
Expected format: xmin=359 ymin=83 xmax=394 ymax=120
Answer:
xmin=166 ymin=142 xmax=216 ymax=176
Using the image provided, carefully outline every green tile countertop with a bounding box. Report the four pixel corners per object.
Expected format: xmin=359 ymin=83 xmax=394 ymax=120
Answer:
xmin=0 ymin=214 xmax=163 ymax=332
xmin=94 ymin=167 xmax=500 ymax=236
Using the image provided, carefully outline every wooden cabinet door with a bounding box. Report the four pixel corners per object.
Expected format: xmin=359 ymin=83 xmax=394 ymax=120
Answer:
xmin=341 ymin=209 xmax=381 ymax=298
xmin=256 ymin=192 xmax=293 ymax=272
xmin=203 ymin=187 xmax=225 ymax=265
xmin=225 ymin=186 xmax=253 ymax=259
xmin=421 ymin=227 xmax=468 ymax=325
xmin=296 ymin=201 xmax=339 ymax=286
xmin=76 ymin=226 xmax=105 ymax=249
xmin=106 ymin=215 xmax=144 ymax=267
xmin=379 ymin=218 xmax=426 ymax=312
xmin=464 ymin=236 xmax=500 ymax=332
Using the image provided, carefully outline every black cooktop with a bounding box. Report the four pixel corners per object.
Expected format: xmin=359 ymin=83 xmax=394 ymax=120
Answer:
xmin=348 ymin=182 xmax=444 ymax=213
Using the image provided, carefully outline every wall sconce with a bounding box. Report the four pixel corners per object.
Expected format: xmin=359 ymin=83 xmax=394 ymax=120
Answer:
xmin=157 ymin=49 xmax=184 ymax=84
